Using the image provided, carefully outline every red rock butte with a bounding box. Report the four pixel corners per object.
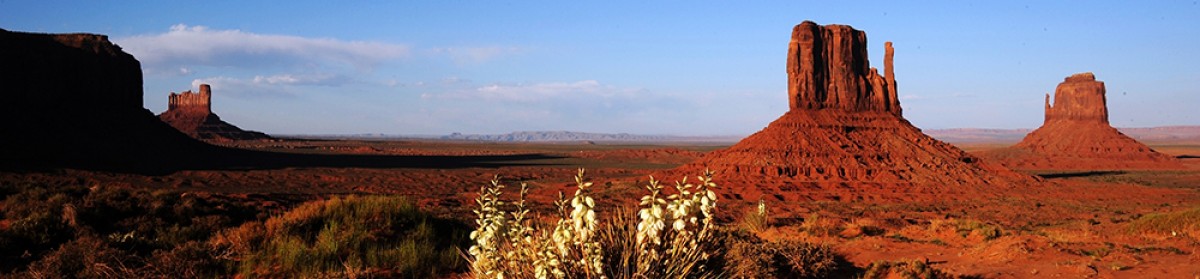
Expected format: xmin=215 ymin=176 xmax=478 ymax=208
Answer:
xmin=984 ymin=73 xmax=1182 ymax=170
xmin=158 ymin=84 xmax=272 ymax=142
xmin=787 ymin=22 xmax=901 ymax=115
xmin=672 ymin=21 xmax=1033 ymax=203
xmin=169 ymin=84 xmax=214 ymax=115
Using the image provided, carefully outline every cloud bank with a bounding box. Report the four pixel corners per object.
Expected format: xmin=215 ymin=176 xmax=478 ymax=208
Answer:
xmin=117 ymin=24 xmax=410 ymax=73
xmin=438 ymin=80 xmax=640 ymax=102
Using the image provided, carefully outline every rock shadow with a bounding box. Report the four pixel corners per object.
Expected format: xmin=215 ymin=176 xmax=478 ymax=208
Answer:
xmin=5 ymin=146 xmax=567 ymax=176
xmin=1037 ymin=170 xmax=1126 ymax=179
xmin=215 ymin=148 xmax=567 ymax=171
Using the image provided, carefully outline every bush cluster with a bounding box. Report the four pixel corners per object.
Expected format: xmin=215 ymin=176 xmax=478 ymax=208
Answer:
xmin=0 ymin=181 xmax=260 ymax=277
xmin=1127 ymin=206 xmax=1200 ymax=236
xmin=721 ymin=233 xmax=842 ymax=278
xmin=211 ymin=195 xmax=469 ymax=277
xmin=1 ymin=181 xmax=471 ymax=278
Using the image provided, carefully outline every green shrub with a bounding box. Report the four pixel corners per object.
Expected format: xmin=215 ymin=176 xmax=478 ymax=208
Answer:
xmin=1 ymin=181 xmax=265 ymax=276
xmin=861 ymin=259 xmax=957 ymax=279
xmin=1127 ymin=207 xmax=1200 ymax=236
xmin=722 ymin=236 xmax=841 ymax=278
xmin=212 ymin=195 xmax=469 ymax=278
xmin=954 ymin=220 xmax=1003 ymax=241
xmin=24 ymin=235 xmax=139 ymax=279
xmin=144 ymin=241 xmax=227 ymax=278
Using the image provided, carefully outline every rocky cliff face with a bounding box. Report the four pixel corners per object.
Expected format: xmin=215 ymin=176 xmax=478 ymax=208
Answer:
xmin=168 ymin=84 xmax=213 ymax=115
xmin=671 ymin=21 xmax=1032 ymax=203
xmin=1044 ymin=72 xmax=1108 ymax=124
xmin=984 ymin=73 xmax=1181 ymax=170
xmin=787 ymin=21 xmax=900 ymax=115
xmin=158 ymin=84 xmax=272 ymax=142
xmin=0 ymin=29 xmax=221 ymax=173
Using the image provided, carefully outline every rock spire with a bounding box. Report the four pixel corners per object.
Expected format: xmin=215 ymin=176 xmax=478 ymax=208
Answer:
xmin=1043 ymin=72 xmax=1108 ymax=124
xmin=786 ymin=21 xmax=900 ymax=115
xmin=168 ymin=84 xmax=212 ymax=114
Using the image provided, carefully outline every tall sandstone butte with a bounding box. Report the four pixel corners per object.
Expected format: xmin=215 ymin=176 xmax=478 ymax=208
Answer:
xmin=0 ymin=28 xmax=223 ymax=173
xmin=787 ymin=22 xmax=901 ymax=115
xmin=169 ymin=84 xmax=214 ymax=114
xmin=985 ymin=73 xmax=1182 ymax=170
xmin=673 ymin=21 xmax=1032 ymax=203
xmin=158 ymin=84 xmax=273 ymax=142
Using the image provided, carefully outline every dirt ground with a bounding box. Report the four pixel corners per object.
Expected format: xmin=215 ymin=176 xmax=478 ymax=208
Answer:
xmin=3 ymin=138 xmax=1199 ymax=278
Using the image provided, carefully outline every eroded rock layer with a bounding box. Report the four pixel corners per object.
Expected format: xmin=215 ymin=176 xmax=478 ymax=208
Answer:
xmin=984 ymin=73 xmax=1181 ymax=170
xmin=671 ymin=21 xmax=1032 ymax=202
xmin=158 ymin=84 xmax=272 ymax=142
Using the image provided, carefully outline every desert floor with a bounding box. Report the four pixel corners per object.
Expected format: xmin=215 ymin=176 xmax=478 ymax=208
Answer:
xmin=4 ymin=138 xmax=1198 ymax=278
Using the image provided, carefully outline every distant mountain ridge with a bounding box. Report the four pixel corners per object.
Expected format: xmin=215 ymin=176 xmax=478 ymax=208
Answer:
xmin=439 ymin=131 xmax=740 ymax=143
xmin=926 ymin=126 xmax=1200 ymax=143
xmin=284 ymin=126 xmax=1200 ymax=144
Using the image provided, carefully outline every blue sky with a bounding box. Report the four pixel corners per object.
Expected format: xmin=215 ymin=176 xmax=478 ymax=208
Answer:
xmin=3 ymin=1 xmax=1197 ymax=135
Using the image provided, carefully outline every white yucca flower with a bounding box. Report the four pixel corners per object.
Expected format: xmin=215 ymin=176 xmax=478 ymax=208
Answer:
xmin=469 ymin=177 xmax=510 ymax=279
xmin=467 ymin=169 xmax=719 ymax=279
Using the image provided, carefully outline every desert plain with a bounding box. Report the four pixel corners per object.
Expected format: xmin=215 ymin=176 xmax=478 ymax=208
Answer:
xmin=2 ymin=7 xmax=1200 ymax=279
xmin=4 ymin=137 xmax=1200 ymax=277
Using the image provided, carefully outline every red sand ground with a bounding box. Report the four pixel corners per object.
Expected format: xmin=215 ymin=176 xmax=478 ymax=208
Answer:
xmin=3 ymin=139 xmax=1199 ymax=278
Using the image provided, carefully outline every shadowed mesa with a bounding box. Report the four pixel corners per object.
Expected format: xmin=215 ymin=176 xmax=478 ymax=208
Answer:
xmin=0 ymin=28 xmax=563 ymax=175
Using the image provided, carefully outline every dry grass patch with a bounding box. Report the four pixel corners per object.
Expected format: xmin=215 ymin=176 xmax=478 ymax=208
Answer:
xmin=210 ymin=195 xmax=469 ymax=278
xmin=1127 ymin=206 xmax=1200 ymax=237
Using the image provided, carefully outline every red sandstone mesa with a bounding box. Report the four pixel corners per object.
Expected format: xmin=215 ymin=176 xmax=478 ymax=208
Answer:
xmin=158 ymin=84 xmax=272 ymax=142
xmin=984 ymin=73 xmax=1183 ymax=170
xmin=671 ymin=21 xmax=1033 ymax=202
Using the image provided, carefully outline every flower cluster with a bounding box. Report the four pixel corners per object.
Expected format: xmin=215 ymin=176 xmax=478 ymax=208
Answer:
xmin=467 ymin=169 xmax=608 ymax=279
xmin=467 ymin=169 xmax=721 ymax=279
xmin=632 ymin=170 xmax=719 ymax=277
xmin=467 ymin=177 xmax=509 ymax=278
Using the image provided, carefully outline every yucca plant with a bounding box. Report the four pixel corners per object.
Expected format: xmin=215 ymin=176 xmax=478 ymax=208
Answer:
xmin=742 ymin=198 xmax=770 ymax=233
xmin=466 ymin=169 xmax=723 ymax=279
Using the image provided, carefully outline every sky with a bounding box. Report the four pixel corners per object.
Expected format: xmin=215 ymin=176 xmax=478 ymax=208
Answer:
xmin=2 ymin=1 xmax=1197 ymax=136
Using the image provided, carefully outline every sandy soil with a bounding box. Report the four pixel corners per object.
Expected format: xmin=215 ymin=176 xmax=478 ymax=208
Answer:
xmin=3 ymin=139 xmax=1198 ymax=278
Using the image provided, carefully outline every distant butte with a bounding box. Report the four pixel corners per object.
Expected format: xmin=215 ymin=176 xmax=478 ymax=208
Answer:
xmin=158 ymin=84 xmax=273 ymax=142
xmin=671 ymin=21 xmax=1034 ymax=203
xmin=982 ymin=73 xmax=1183 ymax=170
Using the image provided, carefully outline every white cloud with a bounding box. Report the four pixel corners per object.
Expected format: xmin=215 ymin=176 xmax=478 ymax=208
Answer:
xmin=402 ymin=80 xmax=776 ymax=135
xmin=189 ymin=73 xmax=350 ymax=97
xmin=251 ymin=73 xmax=350 ymax=86
xmin=430 ymin=46 xmax=522 ymax=64
xmin=459 ymin=80 xmax=640 ymax=102
xmin=117 ymin=24 xmax=410 ymax=73
xmin=189 ymin=77 xmax=277 ymax=97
